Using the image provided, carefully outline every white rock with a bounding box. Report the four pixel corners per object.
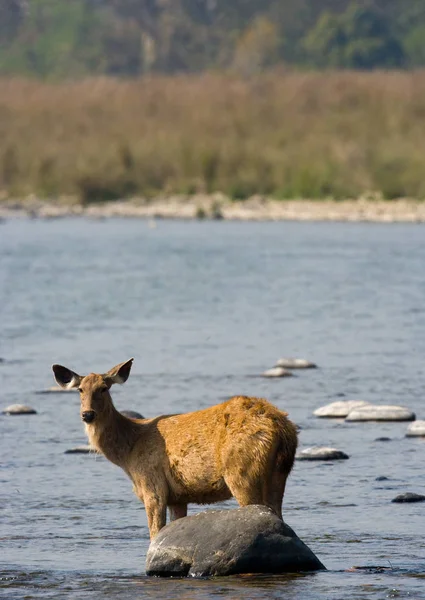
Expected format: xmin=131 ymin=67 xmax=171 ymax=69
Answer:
xmin=314 ymin=400 xmax=370 ymax=418
xmin=406 ymin=420 xmax=425 ymax=437
xmin=2 ymin=404 xmax=37 ymax=415
xmin=296 ymin=446 xmax=349 ymax=460
xmin=262 ymin=367 xmax=293 ymax=378
xmin=346 ymin=405 xmax=415 ymax=422
xmin=275 ymin=358 xmax=317 ymax=369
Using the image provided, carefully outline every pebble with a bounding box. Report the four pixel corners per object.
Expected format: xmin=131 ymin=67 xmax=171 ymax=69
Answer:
xmin=345 ymin=405 xmax=415 ymax=422
xmin=314 ymin=400 xmax=369 ymax=418
xmin=64 ymin=446 xmax=93 ymax=454
xmin=375 ymin=437 xmax=392 ymax=442
xmin=391 ymin=493 xmax=425 ymax=503
xmin=2 ymin=404 xmax=37 ymax=415
xmin=121 ymin=410 xmax=144 ymax=419
xmin=375 ymin=476 xmax=389 ymax=481
xmin=262 ymin=367 xmax=293 ymax=378
xmin=296 ymin=446 xmax=349 ymax=461
xmin=275 ymin=358 xmax=317 ymax=369
xmin=406 ymin=420 xmax=425 ymax=437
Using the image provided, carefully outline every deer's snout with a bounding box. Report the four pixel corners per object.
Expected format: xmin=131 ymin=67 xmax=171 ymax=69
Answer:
xmin=82 ymin=410 xmax=96 ymax=423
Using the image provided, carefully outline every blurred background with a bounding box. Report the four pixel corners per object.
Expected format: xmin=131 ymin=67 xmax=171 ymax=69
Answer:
xmin=1 ymin=0 xmax=425 ymax=203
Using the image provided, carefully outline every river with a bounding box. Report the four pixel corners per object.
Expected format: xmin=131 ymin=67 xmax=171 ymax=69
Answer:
xmin=1 ymin=218 xmax=424 ymax=599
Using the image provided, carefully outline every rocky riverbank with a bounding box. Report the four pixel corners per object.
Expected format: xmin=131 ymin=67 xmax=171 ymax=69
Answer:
xmin=1 ymin=195 xmax=425 ymax=222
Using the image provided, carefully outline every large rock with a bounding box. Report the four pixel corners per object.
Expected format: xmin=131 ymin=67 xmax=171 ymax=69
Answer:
xmin=296 ymin=446 xmax=349 ymax=461
xmin=406 ymin=420 xmax=425 ymax=437
xmin=345 ymin=405 xmax=415 ymax=422
xmin=275 ymin=358 xmax=317 ymax=369
xmin=146 ymin=505 xmax=325 ymax=577
xmin=314 ymin=400 xmax=369 ymax=418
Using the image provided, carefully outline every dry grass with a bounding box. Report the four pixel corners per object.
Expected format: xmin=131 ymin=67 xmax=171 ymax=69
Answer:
xmin=1 ymin=71 xmax=425 ymax=202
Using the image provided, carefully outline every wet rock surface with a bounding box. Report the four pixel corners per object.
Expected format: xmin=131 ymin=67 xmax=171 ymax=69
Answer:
xmin=345 ymin=405 xmax=415 ymax=422
xmin=146 ymin=505 xmax=325 ymax=577
xmin=314 ymin=400 xmax=369 ymax=418
xmin=296 ymin=447 xmax=349 ymax=461
xmin=2 ymin=404 xmax=37 ymax=415
xmin=275 ymin=358 xmax=317 ymax=369
xmin=391 ymin=493 xmax=425 ymax=503
xmin=64 ymin=446 xmax=93 ymax=454
xmin=262 ymin=366 xmax=293 ymax=378
xmin=405 ymin=420 xmax=425 ymax=437
xmin=121 ymin=410 xmax=144 ymax=419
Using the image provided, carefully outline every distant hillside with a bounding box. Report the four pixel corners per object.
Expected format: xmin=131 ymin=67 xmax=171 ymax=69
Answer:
xmin=1 ymin=0 xmax=425 ymax=77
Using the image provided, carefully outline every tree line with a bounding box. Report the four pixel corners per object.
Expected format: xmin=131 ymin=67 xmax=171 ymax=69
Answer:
xmin=1 ymin=0 xmax=425 ymax=78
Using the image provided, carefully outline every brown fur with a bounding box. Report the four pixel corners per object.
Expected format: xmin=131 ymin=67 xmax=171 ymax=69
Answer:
xmin=52 ymin=359 xmax=298 ymax=538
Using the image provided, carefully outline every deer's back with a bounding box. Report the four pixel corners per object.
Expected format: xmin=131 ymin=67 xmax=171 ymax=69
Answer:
xmin=129 ymin=396 xmax=296 ymax=502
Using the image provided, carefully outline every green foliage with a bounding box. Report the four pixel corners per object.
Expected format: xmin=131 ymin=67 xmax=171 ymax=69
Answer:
xmin=0 ymin=0 xmax=424 ymax=76
xmin=304 ymin=4 xmax=405 ymax=69
xmin=403 ymin=25 xmax=425 ymax=67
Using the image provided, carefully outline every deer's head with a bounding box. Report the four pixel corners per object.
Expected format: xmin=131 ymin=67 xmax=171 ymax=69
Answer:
xmin=52 ymin=359 xmax=133 ymax=424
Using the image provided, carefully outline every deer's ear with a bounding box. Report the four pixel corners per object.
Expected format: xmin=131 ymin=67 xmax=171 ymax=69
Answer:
xmin=104 ymin=358 xmax=134 ymax=385
xmin=52 ymin=364 xmax=82 ymax=389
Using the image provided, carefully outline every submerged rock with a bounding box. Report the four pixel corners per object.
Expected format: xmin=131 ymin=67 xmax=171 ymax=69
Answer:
xmin=275 ymin=358 xmax=317 ymax=369
xmin=262 ymin=366 xmax=293 ymax=378
xmin=296 ymin=447 xmax=349 ymax=461
xmin=36 ymin=386 xmax=76 ymax=394
xmin=2 ymin=404 xmax=37 ymax=415
xmin=391 ymin=493 xmax=425 ymax=503
xmin=406 ymin=420 xmax=425 ymax=437
xmin=121 ymin=409 xmax=144 ymax=419
xmin=64 ymin=445 xmax=93 ymax=454
xmin=146 ymin=505 xmax=325 ymax=577
xmin=345 ymin=405 xmax=415 ymax=422
xmin=314 ymin=400 xmax=369 ymax=418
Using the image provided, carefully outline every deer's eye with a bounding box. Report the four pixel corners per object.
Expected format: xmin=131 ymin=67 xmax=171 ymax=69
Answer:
xmin=77 ymin=388 xmax=83 ymax=393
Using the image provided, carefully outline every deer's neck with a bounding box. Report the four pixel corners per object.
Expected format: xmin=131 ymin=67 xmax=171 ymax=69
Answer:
xmin=86 ymin=406 xmax=141 ymax=469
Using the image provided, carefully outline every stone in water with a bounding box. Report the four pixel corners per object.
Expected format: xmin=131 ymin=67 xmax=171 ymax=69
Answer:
xmin=296 ymin=446 xmax=349 ymax=461
xmin=346 ymin=405 xmax=415 ymax=422
xmin=121 ymin=409 xmax=144 ymax=419
xmin=406 ymin=420 xmax=425 ymax=437
xmin=146 ymin=505 xmax=325 ymax=577
xmin=314 ymin=400 xmax=369 ymax=418
xmin=391 ymin=493 xmax=425 ymax=503
xmin=262 ymin=367 xmax=293 ymax=378
xmin=275 ymin=358 xmax=317 ymax=369
xmin=2 ymin=404 xmax=37 ymax=415
xmin=64 ymin=445 xmax=93 ymax=454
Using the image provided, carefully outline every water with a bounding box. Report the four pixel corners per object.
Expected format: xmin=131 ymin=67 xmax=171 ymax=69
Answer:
xmin=1 ymin=218 xmax=424 ymax=599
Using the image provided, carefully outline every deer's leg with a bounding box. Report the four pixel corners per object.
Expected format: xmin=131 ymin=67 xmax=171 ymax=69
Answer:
xmin=134 ymin=480 xmax=167 ymax=539
xmin=266 ymin=471 xmax=287 ymax=519
xmin=144 ymin=494 xmax=167 ymax=539
xmin=224 ymin=471 xmax=264 ymax=508
xmin=168 ymin=504 xmax=187 ymax=522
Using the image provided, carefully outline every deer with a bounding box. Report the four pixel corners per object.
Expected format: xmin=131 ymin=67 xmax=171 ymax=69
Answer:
xmin=52 ymin=358 xmax=298 ymax=539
